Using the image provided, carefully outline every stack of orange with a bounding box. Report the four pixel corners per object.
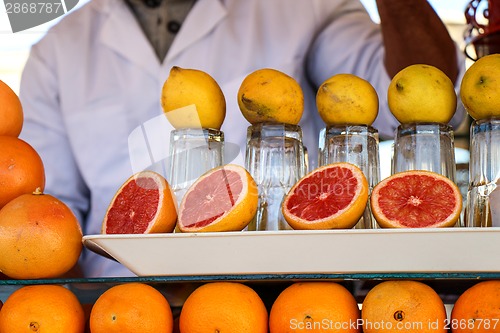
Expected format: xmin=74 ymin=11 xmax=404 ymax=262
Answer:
xmin=0 ymin=80 xmax=83 ymax=281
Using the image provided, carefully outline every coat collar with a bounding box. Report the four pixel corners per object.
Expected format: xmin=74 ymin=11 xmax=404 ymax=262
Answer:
xmin=97 ymin=0 xmax=228 ymax=78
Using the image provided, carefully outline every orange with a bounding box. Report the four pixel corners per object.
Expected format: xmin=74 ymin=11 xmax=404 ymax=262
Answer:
xmin=460 ymin=54 xmax=500 ymax=120
xmin=179 ymin=282 xmax=268 ymax=333
xmin=0 ymin=190 xmax=83 ymax=279
xmin=0 ymin=136 xmax=45 ymax=209
xmin=90 ymin=283 xmax=173 ymax=333
xmin=237 ymin=68 xmax=304 ymax=125
xmin=102 ymin=171 xmax=177 ymax=234
xmin=161 ymin=66 xmax=226 ymax=130
xmin=450 ymin=280 xmax=500 ymax=333
xmin=0 ymin=80 xmax=23 ymax=137
xmin=370 ymin=170 xmax=462 ymax=228
xmin=0 ymin=284 xmax=85 ymax=333
xmin=361 ymin=280 xmax=447 ymax=333
xmin=269 ymin=282 xmax=361 ymax=333
xmin=177 ymin=164 xmax=258 ymax=232
xmin=282 ymin=162 xmax=369 ymax=229
xmin=387 ymin=64 xmax=457 ymax=124
xmin=316 ymin=73 xmax=379 ymax=126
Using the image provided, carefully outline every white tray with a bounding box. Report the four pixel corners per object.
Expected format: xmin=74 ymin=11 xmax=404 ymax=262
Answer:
xmin=83 ymin=228 xmax=500 ymax=277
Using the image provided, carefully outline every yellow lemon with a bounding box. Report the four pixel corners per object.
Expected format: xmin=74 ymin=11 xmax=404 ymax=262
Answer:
xmin=161 ymin=66 xmax=226 ymax=129
xmin=237 ymin=68 xmax=304 ymax=125
xmin=388 ymin=64 xmax=457 ymax=124
xmin=316 ymin=73 xmax=379 ymax=126
xmin=460 ymin=54 xmax=500 ymax=120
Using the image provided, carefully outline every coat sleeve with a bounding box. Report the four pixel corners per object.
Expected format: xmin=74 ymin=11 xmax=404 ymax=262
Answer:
xmin=19 ymin=41 xmax=90 ymax=227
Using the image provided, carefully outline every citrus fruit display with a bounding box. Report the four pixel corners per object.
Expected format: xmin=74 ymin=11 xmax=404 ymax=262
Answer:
xmin=388 ymin=64 xmax=457 ymax=124
xmin=0 ymin=80 xmax=23 ymax=137
xmin=460 ymin=54 xmax=500 ymax=120
xmin=0 ymin=190 xmax=82 ymax=279
xmin=370 ymin=170 xmax=462 ymax=228
xmin=237 ymin=68 xmax=304 ymax=125
xmin=0 ymin=136 xmax=45 ymax=209
xmin=281 ymin=162 xmax=368 ymax=230
xmin=361 ymin=280 xmax=447 ymax=333
xmin=450 ymin=280 xmax=500 ymax=333
xmin=179 ymin=282 xmax=268 ymax=333
xmin=177 ymin=164 xmax=258 ymax=232
xmin=102 ymin=171 xmax=177 ymax=234
xmin=161 ymin=66 xmax=226 ymax=129
xmin=316 ymin=73 xmax=379 ymax=126
xmin=90 ymin=283 xmax=173 ymax=333
xmin=269 ymin=282 xmax=360 ymax=333
xmin=0 ymin=284 xmax=85 ymax=333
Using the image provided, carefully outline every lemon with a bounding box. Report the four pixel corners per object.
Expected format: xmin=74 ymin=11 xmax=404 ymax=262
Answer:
xmin=388 ymin=64 xmax=457 ymax=124
xmin=316 ymin=73 xmax=379 ymax=126
xmin=460 ymin=54 xmax=500 ymax=120
xmin=237 ymin=68 xmax=304 ymax=125
xmin=161 ymin=66 xmax=226 ymax=130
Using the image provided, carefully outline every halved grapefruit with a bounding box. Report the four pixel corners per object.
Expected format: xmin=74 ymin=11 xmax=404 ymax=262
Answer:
xmin=281 ymin=162 xmax=368 ymax=230
xmin=177 ymin=164 xmax=258 ymax=232
xmin=102 ymin=171 xmax=177 ymax=234
xmin=371 ymin=170 xmax=462 ymax=228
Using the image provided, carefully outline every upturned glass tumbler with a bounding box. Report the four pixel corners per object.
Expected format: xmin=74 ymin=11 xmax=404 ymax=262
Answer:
xmin=465 ymin=118 xmax=500 ymax=227
xmin=168 ymin=128 xmax=224 ymax=205
xmin=318 ymin=125 xmax=380 ymax=229
xmin=245 ymin=123 xmax=307 ymax=231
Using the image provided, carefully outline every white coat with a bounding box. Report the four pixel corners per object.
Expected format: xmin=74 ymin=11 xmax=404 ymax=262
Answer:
xmin=19 ymin=0 xmax=465 ymax=277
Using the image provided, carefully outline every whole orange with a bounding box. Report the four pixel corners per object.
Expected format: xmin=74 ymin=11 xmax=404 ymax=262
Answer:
xmin=179 ymin=282 xmax=268 ymax=333
xmin=0 ymin=136 xmax=45 ymax=209
xmin=0 ymin=80 xmax=23 ymax=137
xmin=451 ymin=280 xmax=500 ymax=333
xmin=0 ymin=191 xmax=82 ymax=279
xmin=0 ymin=284 xmax=85 ymax=333
xmin=90 ymin=283 xmax=173 ymax=333
xmin=361 ymin=280 xmax=447 ymax=333
xmin=269 ymin=282 xmax=360 ymax=333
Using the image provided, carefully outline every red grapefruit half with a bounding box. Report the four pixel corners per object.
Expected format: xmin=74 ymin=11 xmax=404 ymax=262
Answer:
xmin=102 ymin=171 xmax=177 ymax=234
xmin=371 ymin=170 xmax=462 ymax=228
xmin=281 ymin=162 xmax=369 ymax=230
xmin=177 ymin=164 xmax=258 ymax=232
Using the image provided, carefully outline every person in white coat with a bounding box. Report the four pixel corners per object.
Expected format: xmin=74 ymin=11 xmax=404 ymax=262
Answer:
xmin=19 ymin=0 xmax=465 ymax=277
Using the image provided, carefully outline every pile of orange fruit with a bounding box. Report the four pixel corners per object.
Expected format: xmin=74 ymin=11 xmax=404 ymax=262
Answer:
xmin=2 ymin=279 xmax=496 ymax=333
xmin=0 ymin=80 xmax=83 ymax=281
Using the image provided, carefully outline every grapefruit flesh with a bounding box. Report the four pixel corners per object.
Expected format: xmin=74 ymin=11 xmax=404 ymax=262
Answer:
xmin=371 ymin=170 xmax=462 ymax=228
xmin=102 ymin=171 xmax=177 ymax=234
xmin=282 ymin=162 xmax=368 ymax=230
xmin=178 ymin=164 xmax=258 ymax=232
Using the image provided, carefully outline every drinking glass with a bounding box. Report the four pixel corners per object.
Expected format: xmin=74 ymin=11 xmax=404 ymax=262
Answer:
xmin=392 ymin=123 xmax=457 ymax=181
xmin=245 ymin=123 xmax=307 ymax=231
xmin=318 ymin=125 xmax=380 ymax=229
xmin=465 ymin=118 xmax=500 ymax=227
xmin=168 ymin=128 xmax=224 ymax=205
xmin=392 ymin=123 xmax=460 ymax=226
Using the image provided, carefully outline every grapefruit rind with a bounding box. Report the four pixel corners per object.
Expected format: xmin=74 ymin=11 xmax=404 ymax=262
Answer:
xmin=281 ymin=162 xmax=369 ymax=230
xmin=370 ymin=170 xmax=462 ymax=228
xmin=102 ymin=171 xmax=177 ymax=234
xmin=177 ymin=164 xmax=258 ymax=232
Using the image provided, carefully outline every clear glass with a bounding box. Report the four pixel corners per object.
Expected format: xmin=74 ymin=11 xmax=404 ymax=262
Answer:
xmin=392 ymin=123 xmax=457 ymax=181
xmin=318 ymin=125 xmax=380 ymax=229
xmin=168 ymin=128 xmax=224 ymax=205
xmin=245 ymin=123 xmax=307 ymax=231
xmin=392 ymin=123 xmax=460 ymax=227
xmin=465 ymin=118 xmax=500 ymax=227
